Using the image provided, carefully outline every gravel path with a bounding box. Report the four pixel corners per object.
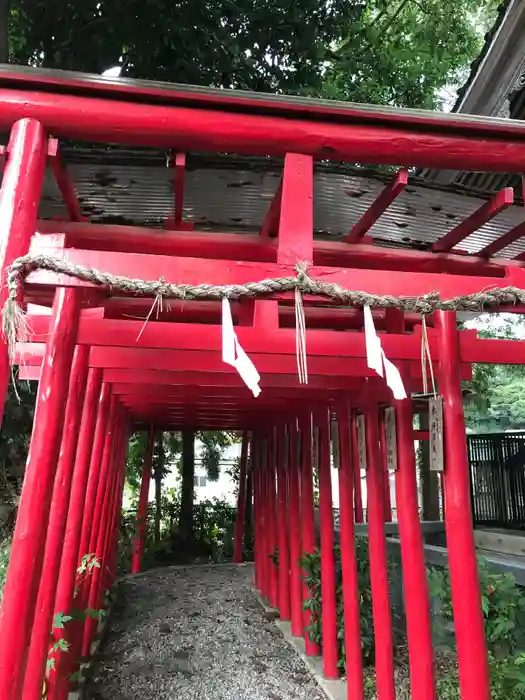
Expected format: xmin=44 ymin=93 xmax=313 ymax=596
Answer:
xmin=87 ymin=565 xmax=326 ymax=700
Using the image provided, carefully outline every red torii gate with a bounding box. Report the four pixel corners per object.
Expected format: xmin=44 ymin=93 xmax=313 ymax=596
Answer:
xmin=0 ymin=65 xmax=524 ymax=700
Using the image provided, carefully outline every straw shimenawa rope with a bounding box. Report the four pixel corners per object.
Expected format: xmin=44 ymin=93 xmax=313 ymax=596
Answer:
xmin=3 ymin=252 xmax=525 ymax=361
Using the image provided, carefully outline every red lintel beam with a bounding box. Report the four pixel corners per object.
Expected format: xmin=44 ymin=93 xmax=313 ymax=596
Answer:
xmin=22 ymin=315 xmax=451 ymax=361
xmin=47 ymin=138 xmax=84 ymax=222
xmin=346 ymin=169 xmax=408 ymax=242
xmin=24 ymin=244 xmax=512 ymax=302
xmin=433 ymin=187 xmax=514 ymax=253
xmin=4 ymin=88 xmax=525 ymax=171
xmin=34 ymin=222 xmax=513 ymax=278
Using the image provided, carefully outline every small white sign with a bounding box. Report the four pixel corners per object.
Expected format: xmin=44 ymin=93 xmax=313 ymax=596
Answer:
xmin=429 ymin=396 xmax=444 ymax=473
xmin=356 ymin=414 xmax=367 ymax=472
xmin=384 ymin=407 xmax=398 ymax=472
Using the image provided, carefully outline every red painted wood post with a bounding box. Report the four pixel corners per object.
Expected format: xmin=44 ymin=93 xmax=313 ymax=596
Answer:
xmin=276 ymin=424 xmax=291 ymax=621
xmin=106 ymin=422 xmax=130 ymax=589
xmin=287 ymin=419 xmax=304 ymax=637
xmin=379 ymin=410 xmax=393 ymax=522
xmin=233 ymin=432 xmax=250 ymax=563
xmin=267 ymin=429 xmax=279 ymax=610
xmin=299 ymin=413 xmax=321 ymax=657
xmin=0 ymin=118 xmax=47 ymax=424
xmin=131 ymin=425 xmax=155 ymax=573
xmin=82 ymin=400 xmax=121 ymax=658
xmin=99 ymin=416 xmax=126 ymax=592
xmin=336 ymin=404 xmax=364 ymax=700
xmin=82 ymin=397 xmax=120 ymax=656
xmin=23 ymin=344 xmax=89 ymax=700
xmin=363 ymin=403 xmax=396 ymax=700
xmin=350 ymin=413 xmax=364 ymax=523
xmin=46 ymin=369 xmax=104 ymax=700
xmin=394 ymin=398 xmax=436 ymax=700
xmin=259 ymin=436 xmax=270 ymax=602
xmin=252 ymin=436 xmax=261 ymax=589
xmin=316 ymin=407 xmax=339 ymax=679
xmin=435 ymin=310 xmax=490 ymax=700
xmin=0 ymin=287 xmax=80 ymax=700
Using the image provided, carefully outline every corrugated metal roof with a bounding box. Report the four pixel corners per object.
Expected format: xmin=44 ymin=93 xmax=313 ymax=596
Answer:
xmin=38 ymin=149 xmax=525 ymax=258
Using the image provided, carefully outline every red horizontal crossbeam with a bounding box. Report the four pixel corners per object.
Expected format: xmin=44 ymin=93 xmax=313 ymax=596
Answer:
xmin=433 ymin=187 xmax=514 ymax=253
xmin=346 ymin=169 xmax=408 ymax=242
xmin=2 ymin=87 xmax=525 ymax=171
xmin=24 ymin=244 xmax=515 ymax=303
xmin=35 ymin=223 xmax=516 ymax=277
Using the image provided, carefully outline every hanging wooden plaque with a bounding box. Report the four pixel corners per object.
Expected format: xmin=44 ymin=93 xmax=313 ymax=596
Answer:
xmin=384 ymin=407 xmax=398 ymax=472
xmin=331 ymin=416 xmax=340 ymax=470
xmin=312 ymin=424 xmax=320 ymax=471
xmin=429 ymin=395 xmax=444 ymax=473
xmin=356 ymin=414 xmax=367 ymax=472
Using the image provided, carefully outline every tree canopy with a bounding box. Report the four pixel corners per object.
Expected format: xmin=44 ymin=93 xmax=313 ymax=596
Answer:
xmin=464 ymin=316 xmax=525 ymax=433
xmin=4 ymin=0 xmax=502 ymax=109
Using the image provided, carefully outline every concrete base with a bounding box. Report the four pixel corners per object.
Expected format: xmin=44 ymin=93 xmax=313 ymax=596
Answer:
xmin=253 ymin=590 xmax=347 ymax=700
xmin=475 ymin=528 xmax=525 ymax=557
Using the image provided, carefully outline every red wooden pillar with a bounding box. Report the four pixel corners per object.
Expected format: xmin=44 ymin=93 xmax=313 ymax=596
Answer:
xmin=131 ymin=425 xmax=155 ymax=573
xmin=287 ymin=419 xmax=303 ymax=637
xmin=379 ymin=410 xmax=393 ymax=522
xmin=350 ymin=412 xmax=364 ymax=523
xmin=0 ymin=118 xmax=47 ymax=423
xmin=259 ymin=436 xmax=270 ymax=602
xmin=435 ymin=310 xmax=490 ymax=700
xmin=276 ymin=424 xmax=291 ymax=620
xmin=233 ymin=432 xmax=250 ymax=563
xmin=252 ymin=435 xmax=261 ymax=589
xmin=364 ymin=403 xmax=396 ymax=700
xmin=47 ymin=369 xmax=104 ymax=700
xmin=395 ymin=399 xmax=436 ymax=700
xmin=0 ymin=287 xmax=80 ymax=700
xmin=267 ymin=429 xmax=279 ymax=609
xmin=82 ymin=400 xmax=121 ymax=655
xmin=106 ymin=422 xmax=130 ymax=588
xmin=336 ymin=404 xmax=364 ymax=700
xmin=316 ymin=408 xmax=339 ymax=679
xmin=23 ymin=344 xmax=89 ymax=700
xmin=299 ymin=413 xmax=321 ymax=656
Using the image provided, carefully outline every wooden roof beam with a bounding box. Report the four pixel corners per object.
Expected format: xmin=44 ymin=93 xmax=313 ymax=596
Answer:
xmin=432 ymin=186 xmax=514 ymax=253
xmin=47 ymin=138 xmax=84 ymax=222
xmin=345 ymin=169 xmax=408 ymax=242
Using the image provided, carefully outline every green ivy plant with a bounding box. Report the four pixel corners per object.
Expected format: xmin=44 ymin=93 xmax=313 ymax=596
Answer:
xmin=44 ymin=554 xmax=106 ymax=693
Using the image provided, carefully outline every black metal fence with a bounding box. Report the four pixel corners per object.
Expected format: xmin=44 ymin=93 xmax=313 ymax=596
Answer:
xmin=468 ymin=433 xmax=525 ymax=529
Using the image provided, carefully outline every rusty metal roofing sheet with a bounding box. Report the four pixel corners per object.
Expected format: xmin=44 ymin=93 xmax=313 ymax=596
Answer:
xmin=38 ymin=149 xmax=525 ymax=258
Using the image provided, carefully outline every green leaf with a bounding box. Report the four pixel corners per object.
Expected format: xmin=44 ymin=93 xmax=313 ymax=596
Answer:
xmin=46 ymin=657 xmax=55 ymax=673
xmin=53 ymin=612 xmax=73 ymax=629
xmin=52 ymin=638 xmax=70 ymax=653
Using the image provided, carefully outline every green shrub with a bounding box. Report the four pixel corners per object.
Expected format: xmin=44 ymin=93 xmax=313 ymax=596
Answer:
xmin=300 ymin=538 xmax=397 ymax=671
xmin=428 ymin=558 xmax=525 ymax=700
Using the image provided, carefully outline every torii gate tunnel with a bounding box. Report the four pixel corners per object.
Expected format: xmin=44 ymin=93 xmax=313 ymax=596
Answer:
xmin=2 ymin=65 xmax=525 ymax=700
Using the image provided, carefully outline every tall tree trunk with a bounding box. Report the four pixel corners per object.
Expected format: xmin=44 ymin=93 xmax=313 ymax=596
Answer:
xmin=0 ymin=0 xmax=10 ymax=64
xmin=179 ymin=429 xmax=195 ymax=543
xmin=154 ymin=432 xmax=164 ymax=543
